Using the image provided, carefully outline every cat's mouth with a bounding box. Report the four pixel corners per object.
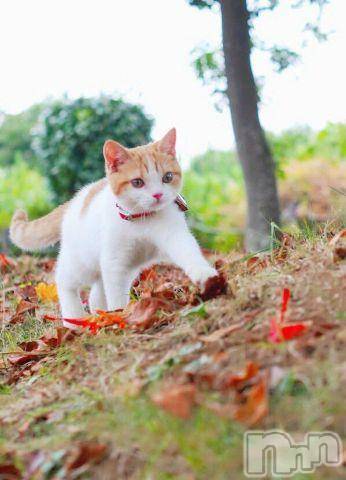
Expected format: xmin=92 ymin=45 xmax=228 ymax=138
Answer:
xmin=150 ymin=196 xmax=176 ymax=210
xmin=149 ymin=200 xmax=167 ymax=211
xmin=151 ymin=197 xmax=165 ymax=206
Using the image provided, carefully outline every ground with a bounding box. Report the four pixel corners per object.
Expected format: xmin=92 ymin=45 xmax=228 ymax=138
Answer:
xmin=0 ymin=229 xmax=345 ymax=479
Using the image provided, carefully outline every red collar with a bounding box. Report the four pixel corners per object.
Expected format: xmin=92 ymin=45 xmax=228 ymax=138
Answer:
xmin=116 ymin=194 xmax=188 ymax=221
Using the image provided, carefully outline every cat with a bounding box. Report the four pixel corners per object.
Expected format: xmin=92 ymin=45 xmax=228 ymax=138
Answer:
xmin=10 ymin=128 xmax=217 ymax=328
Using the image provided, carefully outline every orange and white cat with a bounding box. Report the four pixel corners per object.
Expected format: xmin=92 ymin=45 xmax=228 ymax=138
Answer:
xmin=10 ymin=129 xmax=217 ymax=327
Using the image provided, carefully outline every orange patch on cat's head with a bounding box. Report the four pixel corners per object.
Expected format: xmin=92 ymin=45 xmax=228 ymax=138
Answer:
xmin=104 ymin=129 xmax=182 ymax=197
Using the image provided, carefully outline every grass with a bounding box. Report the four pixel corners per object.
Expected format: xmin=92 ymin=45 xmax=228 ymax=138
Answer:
xmin=0 ymin=230 xmax=345 ymax=479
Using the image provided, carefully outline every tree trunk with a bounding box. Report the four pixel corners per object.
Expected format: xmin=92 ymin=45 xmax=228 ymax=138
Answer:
xmin=220 ymin=0 xmax=280 ymax=251
xmin=0 ymin=228 xmax=10 ymax=253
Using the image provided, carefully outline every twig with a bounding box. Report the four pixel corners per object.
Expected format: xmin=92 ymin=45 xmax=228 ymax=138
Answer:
xmin=329 ymin=185 xmax=346 ymax=196
xmin=0 ymin=350 xmax=51 ymax=356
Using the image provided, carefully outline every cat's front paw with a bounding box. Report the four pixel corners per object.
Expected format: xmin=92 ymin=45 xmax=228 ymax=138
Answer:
xmin=188 ymin=265 xmax=218 ymax=289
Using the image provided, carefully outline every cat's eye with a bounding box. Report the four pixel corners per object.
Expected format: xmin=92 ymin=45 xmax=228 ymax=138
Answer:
xmin=162 ymin=172 xmax=174 ymax=183
xmin=131 ymin=178 xmax=144 ymax=188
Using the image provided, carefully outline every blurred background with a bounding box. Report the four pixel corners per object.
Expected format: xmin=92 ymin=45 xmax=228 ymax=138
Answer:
xmin=0 ymin=0 xmax=345 ymax=252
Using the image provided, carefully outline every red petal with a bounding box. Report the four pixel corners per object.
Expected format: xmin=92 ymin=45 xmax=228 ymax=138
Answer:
xmin=281 ymin=323 xmax=309 ymax=340
xmin=269 ymin=319 xmax=310 ymax=343
xmin=63 ymin=317 xmax=99 ymax=333
xmin=280 ymin=288 xmax=291 ymax=323
xmin=63 ymin=318 xmax=90 ymax=327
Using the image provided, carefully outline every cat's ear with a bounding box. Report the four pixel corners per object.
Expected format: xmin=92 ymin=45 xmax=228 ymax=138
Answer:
xmin=159 ymin=128 xmax=176 ymax=157
xmin=103 ymin=140 xmax=129 ymax=173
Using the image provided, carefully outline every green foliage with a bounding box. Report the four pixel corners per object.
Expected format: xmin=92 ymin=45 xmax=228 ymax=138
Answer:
xmin=268 ymin=46 xmax=300 ymax=72
xmin=184 ymin=150 xmax=244 ymax=250
xmin=0 ymin=157 xmax=52 ymax=230
xmin=188 ymin=0 xmax=216 ymax=9
xmin=184 ymin=171 xmax=231 ymax=227
xmin=192 ymin=46 xmax=227 ymax=110
xmin=313 ymin=123 xmax=346 ymax=160
xmin=193 ymin=46 xmax=225 ymax=88
xmin=249 ymin=0 xmax=279 ymax=16
xmin=267 ymin=126 xmax=314 ymax=162
xmin=268 ymin=123 xmax=346 ymax=163
xmin=0 ymin=104 xmax=43 ymax=168
xmin=275 ymin=371 xmax=309 ymax=397
xmin=189 ymin=149 xmax=240 ymax=178
xmin=33 ymin=96 xmax=153 ymax=203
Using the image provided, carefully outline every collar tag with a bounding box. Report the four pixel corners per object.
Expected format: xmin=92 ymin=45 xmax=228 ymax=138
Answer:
xmin=175 ymin=194 xmax=188 ymax=212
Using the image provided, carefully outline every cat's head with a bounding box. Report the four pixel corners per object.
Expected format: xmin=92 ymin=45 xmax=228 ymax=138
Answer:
xmin=103 ymin=128 xmax=182 ymax=213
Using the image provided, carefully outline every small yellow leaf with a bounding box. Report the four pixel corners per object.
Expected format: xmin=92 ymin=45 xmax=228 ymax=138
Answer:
xmin=35 ymin=282 xmax=59 ymax=303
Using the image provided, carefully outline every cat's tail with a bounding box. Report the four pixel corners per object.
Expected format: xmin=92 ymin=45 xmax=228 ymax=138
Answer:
xmin=10 ymin=203 xmax=69 ymax=251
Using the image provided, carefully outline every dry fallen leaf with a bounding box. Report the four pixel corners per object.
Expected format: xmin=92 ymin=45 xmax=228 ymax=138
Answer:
xmin=233 ymin=379 xmax=268 ymax=426
xmin=17 ymin=285 xmax=38 ymax=303
xmin=8 ymin=352 xmax=46 ymax=367
xmin=126 ymin=297 xmax=173 ymax=329
xmin=246 ymin=255 xmax=270 ymax=273
xmin=67 ymin=442 xmax=107 ymax=471
xmin=139 ymin=266 xmax=157 ymax=283
xmin=10 ymin=299 xmax=38 ymax=324
xmin=329 ymin=229 xmax=346 ymax=262
xmin=18 ymin=340 xmax=40 ymax=352
xmin=200 ymin=273 xmax=227 ymax=301
xmin=0 ymin=253 xmax=17 ymax=273
xmin=40 ymin=328 xmax=65 ymax=348
xmin=4 ymin=327 xmax=75 ymax=385
xmin=0 ymin=462 xmax=21 ymax=479
xmin=224 ymin=361 xmax=260 ymax=389
xmin=152 ymin=384 xmax=196 ymax=419
xmin=206 ymin=375 xmax=268 ymax=426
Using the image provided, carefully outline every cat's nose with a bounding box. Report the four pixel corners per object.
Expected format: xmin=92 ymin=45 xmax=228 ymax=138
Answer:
xmin=153 ymin=192 xmax=163 ymax=201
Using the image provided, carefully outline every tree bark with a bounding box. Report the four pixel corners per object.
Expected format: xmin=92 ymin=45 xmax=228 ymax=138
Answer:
xmin=0 ymin=228 xmax=10 ymax=253
xmin=220 ymin=0 xmax=280 ymax=251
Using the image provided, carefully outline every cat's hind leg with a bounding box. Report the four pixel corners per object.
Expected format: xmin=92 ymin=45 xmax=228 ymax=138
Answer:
xmin=89 ymin=279 xmax=107 ymax=313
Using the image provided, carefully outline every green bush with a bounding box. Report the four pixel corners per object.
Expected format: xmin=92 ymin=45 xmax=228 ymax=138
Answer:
xmin=0 ymin=156 xmax=52 ymax=230
xmin=313 ymin=123 xmax=346 ymax=160
xmin=189 ymin=149 xmax=240 ymax=178
xmin=33 ymin=96 xmax=153 ymax=203
xmin=267 ymin=126 xmax=314 ymax=163
xmin=0 ymin=104 xmax=43 ymax=168
xmin=267 ymin=123 xmax=346 ymax=164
